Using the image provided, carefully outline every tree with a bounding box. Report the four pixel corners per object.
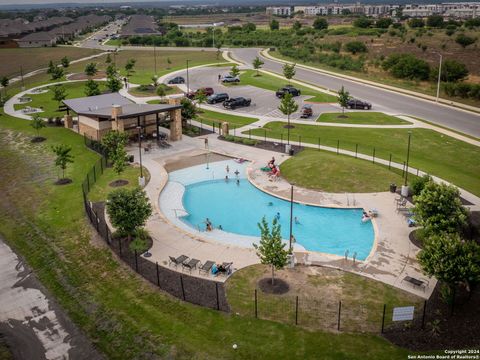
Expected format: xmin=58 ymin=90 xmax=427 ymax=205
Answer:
xmin=230 ymin=64 xmax=240 ymax=78
xmin=101 ymin=130 xmax=129 ymax=160
xmin=151 ymin=75 xmax=159 ymax=87
xmin=167 ymin=57 xmax=172 ymax=69
xmin=410 ymin=174 xmax=432 ymax=196
xmin=418 ymin=232 xmax=480 ymax=294
xmin=50 ymin=66 xmax=64 ymax=80
xmin=105 ymin=53 xmax=112 ymax=64
xmin=455 ymin=34 xmax=476 ymax=48
xmin=427 ymin=15 xmax=444 ymax=28
xmin=106 ymin=187 xmax=152 ymax=242
xmin=112 ymin=145 xmax=127 ymax=176
xmin=156 ymin=85 xmax=166 ymax=98
xmin=353 ymin=17 xmax=373 ymax=28
xmin=292 ymin=20 xmax=302 ymax=31
xmin=278 ymin=93 xmax=298 ymax=144
xmin=282 ymin=63 xmax=296 ymax=84
xmin=344 ymin=41 xmax=368 ymax=54
xmin=84 ymin=62 xmax=98 ymax=77
xmin=270 ymin=19 xmax=279 ymax=31
xmin=47 ymin=60 xmax=56 ymax=74
xmin=106 ymin=64 xmax=117 ymax=78
xmin=375 ymin=18 xmax=393 ymax=29
xmin=313 ymin=17 xmax=328 ymax=30
xmin=252 ymin=56 xmax=264 ymax=76
xmin=1 ymin=76 xmax=8 ymax=97
xmin=125 ymin=59 xmax=136 ymax=78
xmin=413 ymin=181 xmax=468 ymax=235
xmin=253 ymin=217 xmax=289 ymax=285
xmin=52 ymin=85 xmax=67 ymax=105
xmin=242 ymin=22 xmax=256 ymax=32
xmin=30 ymin=113 xmax=46 ymax=138
xmin=408 ymin=18 xmax=425 ymax=28
xmin=106 ymin=76 xmax=122 ymax=93
xmin=337 ymin=86 xmax=350 ymax=115
xmin=180 ymin=97 xmax=197 ymax=121
xmin=434 ymin=59 xmax=469 ymax=82
xmin=51 ymin=144 xmax=74 ymax=180
xmin=382 ymin=53 xmax=430 ymax=81
xmin=84 ymin=79 xmax=101 ymax=96
xmin=194 ymin=89 xmax=207 ymax=108
xmin=61 ymin=56 xmax=70 ymax=68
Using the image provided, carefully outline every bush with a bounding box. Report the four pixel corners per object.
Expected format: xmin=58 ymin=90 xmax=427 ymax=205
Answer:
xmin=344 ymin=41 xmax=368 ymax=54
xmin=411 ymin=174 xmax=432 ymax=196
xmin=426 ymin=15 xmax=444 ymax=28
xmin=382 ymin=53 xmax=430 ymax=81
xmin=408 ymin=18 xmax=425 ymax=28
xmin=432 ymin=59 xmax=469 ymax=82
xmin=313 ymin=17 xmax=328 ymax=30
xmin=224 ymin=135 xmax=235 ymax=142
xmin=242 ymin=139 xmax=257 ymax=146
xmin=353 ymin=17 xmax=373 ymax=28
xmin=376 ymin=18 xmax=393 ymax=29
xmin=456 ymin=34 xmax=476 ymax=48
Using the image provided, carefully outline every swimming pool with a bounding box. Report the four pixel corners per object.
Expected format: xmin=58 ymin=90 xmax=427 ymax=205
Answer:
xmin=161 ymin=159 xmax=375 ymax=260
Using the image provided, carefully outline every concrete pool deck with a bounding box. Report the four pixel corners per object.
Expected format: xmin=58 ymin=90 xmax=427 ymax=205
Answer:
xmin=127 ymin=131 xmax=440 ymax=299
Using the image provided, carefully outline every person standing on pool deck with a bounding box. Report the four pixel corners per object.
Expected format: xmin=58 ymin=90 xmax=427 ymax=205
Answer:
xmin=234 ymin=169 xmax=240 ymax=178
xmin=225 ymin=175 xmax=229 ymax=182
xmin=226 ymin=165 xmax=230 ymax=173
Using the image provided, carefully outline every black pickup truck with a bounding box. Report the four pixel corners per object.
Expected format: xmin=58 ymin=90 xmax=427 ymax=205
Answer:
xmin=275 ymin=85 xmax=301 ymax=98
xmin=223 ymin=97 xmax=251 ymax=110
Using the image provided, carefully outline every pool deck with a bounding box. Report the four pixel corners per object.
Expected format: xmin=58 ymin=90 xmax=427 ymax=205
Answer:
xmin=128 ymin=132 xmax=440 ymax=299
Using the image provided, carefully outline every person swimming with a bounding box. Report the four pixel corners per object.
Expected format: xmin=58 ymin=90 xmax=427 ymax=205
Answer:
xmin=268 ymin=202 xmax=273 ymax=206
xmin=236 ymin=179 xmax=240 ymax=186
xmin=225 ymin=175 xmax=229 ymax=182
xmin=234 ymin=169 xmax=240 ymax=177
xmin=294 ymin=216 xmax=300 ymax=224
xmin=275 ymin=212 xmax=281 ymax=220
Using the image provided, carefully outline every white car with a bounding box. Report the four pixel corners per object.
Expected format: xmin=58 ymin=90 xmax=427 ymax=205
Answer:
xmin=222 ymin=75 xmax=240 ymax=83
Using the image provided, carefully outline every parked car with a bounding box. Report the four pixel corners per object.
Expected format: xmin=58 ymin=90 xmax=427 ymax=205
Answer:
xmin=207 ymin=93 xmax=229 ymax=104
xmin=276 ymin=85 xmax=301 ymax=98
xmin=223 ymin=97 xmax=251 ymax=110
xmin=300 ymin=104 xmax=313 ymax=118
xmin=347 ymin=98 xmax=372 ymax=110
xmin=222 ymin=75 xmax=240 ymax=83
xmin=186 ymin=87 xmax=214 ymax=99
xmin=168 ymin=76 xmax=185 ymax=84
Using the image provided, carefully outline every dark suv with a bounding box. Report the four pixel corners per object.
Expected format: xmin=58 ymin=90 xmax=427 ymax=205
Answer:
xmin=168 ymin=76 xmax=185 ymax=84
xmin=276 ymin=85 xmax=301 ymax=98
xmin=223 ymin=97 xmax=251 ymax=110
xmin=207 ymin=93 xmax=229 ymax=104
xmin=347 ymin=98 xmax=372 ymax=110
xmin=186 ymin=87 xmax=214 ymax=99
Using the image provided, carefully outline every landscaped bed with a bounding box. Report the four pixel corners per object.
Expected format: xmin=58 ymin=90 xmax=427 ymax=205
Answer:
xmin=317 ymin=112 xmax=411 ymax=125
xmin=195 ymin=109 xmax=258 ymax=129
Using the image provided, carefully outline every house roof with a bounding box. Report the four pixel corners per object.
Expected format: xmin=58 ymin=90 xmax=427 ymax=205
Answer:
xmin=17 ymin=31 xmax=56 ymax=42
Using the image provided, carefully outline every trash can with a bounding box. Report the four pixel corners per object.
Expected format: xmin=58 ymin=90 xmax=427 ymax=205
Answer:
xmin=289 ymin=148 xmax=294 ymax=156
xmin=390 ymin=183 xmax=397 ymax=193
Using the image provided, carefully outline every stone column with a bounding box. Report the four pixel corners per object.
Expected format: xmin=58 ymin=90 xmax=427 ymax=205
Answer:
xmin=168 ymin=98 xmax=182 ymax=141
xmin=221 ymin=122 xmax=229 ymax=136
xmin=64 ymin=115 xmax=73 ymax=129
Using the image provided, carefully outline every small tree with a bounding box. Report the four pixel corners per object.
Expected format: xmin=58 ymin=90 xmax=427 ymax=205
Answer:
xmin=181 ymin=98 xmax=197 ymax=121
xmin=61 ymin=56 xmax=70 ymax=68
xmin=344 ymin=41 xmax=368 ymax=54
xmin=292 ymin=20 xmax=302 ymax=31
xmin=151 ymin=75 xmax=159 ymax=87
xmin=106 ymin=64 xmax=117 ymax=78
xmin=216 ymin=42 xmax=223 ymax=60
xmin=101 ymin=130 xmax=129 ymax=160
xmin=282 ymin=63 xmax=296 ymax=84
xmin=194 ymin=89 xmax=207 ymax=108
xmin=278 ymin=93 xmax=298 ymax=144
xmin=337 ymin=86 xmax=350 ymax=115
xmin=125 ymin=59 xmax=136 ymax=78
xmin=455 ymin=34 xmax=476 ymax=48
xmin=84 ymin=79 xmax=101 ymax=96
xmin=413 ymin=181 xmax=468 ymax=235
xmin=51 ymin=144 xmax=74 ymax=180
xmin=167 ymin=57 xmax=172 ymax=69
xmin=230 ymin=64 xmax=240 ymax=78
xmin=30 ymin=113 xmax=46 ymax=138
xmin=47 ymin=60 xmax=56 ymax=74
xmin=52 ymin=85 xmax=67 ymax=105
xmin=253 ymin=217 xmax=289 ymax=285
xmin=84 ymin=62 xmax=98 ymax=77
xmin=418 ymin=232 xmax=480 ymax=294
xmin=106 ymin=76 xmax=122 ymax=93
xmin=270 ymin=19 xmax=279 ymax=31
xmin=105 ymin=53 xmax=112 ymax=64
xmin=313 ymin=17 xmax=328 ymax=30
xmin=112 ymin=145 xmax=127 ymax=176
xmin=252 ymin=56 xmax=264 ymax=77
xmin=156 ymin=85 xmax=166 ymax=99
xmin=106 ymin=187 xmax=152 ymax=241
xmin=353 ymin=17 xmax=372 ymax=28
xmin=50 ymin=66 xmax=64 ymax=80
xmin=1 ymin=76 xmax=8 ymax=97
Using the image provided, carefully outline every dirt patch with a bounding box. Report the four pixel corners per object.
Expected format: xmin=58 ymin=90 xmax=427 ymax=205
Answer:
xmin=109 ymin=179 xmax=129 ymax=187
xmin=31 ymin=137 xmax=46 ymax=143
xmin=54 ymin=178 xmax=72 ymax=185
xmin=258 ymin=277 xmax=290 ymax=294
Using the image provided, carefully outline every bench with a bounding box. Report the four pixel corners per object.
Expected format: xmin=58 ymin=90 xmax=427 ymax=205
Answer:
xmin=402 ymin=276 xmax=428 ymax=291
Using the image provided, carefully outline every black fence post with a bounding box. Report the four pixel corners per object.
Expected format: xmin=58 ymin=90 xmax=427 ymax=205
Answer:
xmin=134 ymin=250 xmax=138 ymax=272
xmin=337 ymin=301 xmax=342 ymax=331
xmin=213 ymin=122 xmax=215 ymax=133
xmin=355 ymin=144 xmax=358 ymax=158
xmin=295 ymin=296 xmax=299 ymax=325
xmin=402 ymin=162 xmax=406 ymax=177
xmin=337 ymin=140 xmax=340 ymax=154
xmin=372 ymin=147 xmax=376 ymax=164
xmin=381 ymin=304 xmax=386 ymax=333
xmin=216 ymin=282 xmax=220 ymax=311
xmin=156 ymin=262 xmax=160 ymax=287
xmin=421 ymin=300 xmax=427 ymax=329
xmin=416 ymin=168 xmax=419 ymax=176
xmin=254 ymin=289 xmax=258 ymax=318
xmin=180 ymin=275 xmax=186 ymax=301
xmin=389 ymin=154 xmax=392 ymax=170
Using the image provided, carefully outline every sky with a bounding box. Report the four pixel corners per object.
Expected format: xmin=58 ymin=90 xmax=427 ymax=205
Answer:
xmin=0 ymin=0 xmax=162 ymax=4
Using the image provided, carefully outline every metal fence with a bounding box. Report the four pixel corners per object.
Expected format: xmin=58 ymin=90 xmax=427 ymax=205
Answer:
xmin=81 ymin=135 xmax=229 ymax=311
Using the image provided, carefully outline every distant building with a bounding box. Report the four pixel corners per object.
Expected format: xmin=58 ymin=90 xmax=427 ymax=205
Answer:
xmin=16 ymin=32 xmax=57 ymax=47
xmin=266 ymin=6 xmax=292 ymax=16
xmin=294 ymin=4 xmax=395 ymax=17
xmin=403 ymin=2 xmax=479 ymax=18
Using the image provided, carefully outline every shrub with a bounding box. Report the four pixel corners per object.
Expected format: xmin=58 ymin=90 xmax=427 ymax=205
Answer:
xmin=456 ymin=34 xmax=476 ymax=48
xmin=313 ymin=17 xmax=328 ymax=30
xmin=433 ymin=59 xmax=469 ymax=82
xmin=353 ymin=17 xmax=373 ymax=28
xmin=411 ymin=174 xmax=432 ymax=196
xmin=408 ymin=18 xmax=425 ymax=28
xmin=242 ymin=139 xmax=257 ymax=146
xmin=375 ymin=18 xmax=393 ymax=29
xmin=224 ymin=135 xmax=235 ymax=141
xmin=426 ymin=15 xmax=444 ymax=28
xmin=344 ymin=41 xmax=368 ymax=54
xmin=382 ymin=53 xmax=430 ymax=81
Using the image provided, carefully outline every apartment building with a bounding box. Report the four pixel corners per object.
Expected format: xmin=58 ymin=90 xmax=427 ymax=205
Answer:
xmin=266 ymin=6 xmax=292 ymax=16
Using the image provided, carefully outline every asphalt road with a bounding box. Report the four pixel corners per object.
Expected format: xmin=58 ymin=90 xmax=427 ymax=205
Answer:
xmin=231 ymin=48 xmax=480 ymax=138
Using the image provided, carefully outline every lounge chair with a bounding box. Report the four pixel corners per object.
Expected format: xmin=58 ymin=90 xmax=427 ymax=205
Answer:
xmin=182 ymin=258 xmax=200 ymax=273
xmin=169 ymin=255 xmax=188 ymax=268
xmin=199 ymin=260 xmax=214 ymax=275
xmin=217 ymin=262 xmax=233 ymax=276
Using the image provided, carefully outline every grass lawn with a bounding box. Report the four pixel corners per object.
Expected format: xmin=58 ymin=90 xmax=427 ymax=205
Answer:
xmin=280 ymin=149 xmax=408 ymax=193
xmin=0 ymin=47 xmax=102 ymax=78
xmin=128 ymin=84 xmax=181 ymax=97
xmin=318 ymin=112 xmax=411 ymax=125
xmin=87 ymin=164 xmax=150 ymax=202
xmin=0 ymin=111 xmax=417 ymax=359
xmin=14 ymin=81 xmax=105 ymax=119
xmin=237 ymin=70 xmax=337 ymax=103
xmin=226 ymin=265 xmax=423 ymax=333
xmin=196 ymin=109 xmax=258 ymax=129
xmin=247 ymin=122 xmax=480 ymax=197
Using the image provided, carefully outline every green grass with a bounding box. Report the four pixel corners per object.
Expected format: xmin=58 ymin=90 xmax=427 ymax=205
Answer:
xmin=247 ymin=122 xmax=480 ymax=196
xmin=87 ymin=165 xmax=150 ymax=202
xmin=318 ymin=112 xmax=411 ymax=125
xmin=13 ymin=81 xmax=105 ymax=119
xmin=128 ymin=84 xmax=181 ymax=97
xmin=226 ymin=264 xmax=422 ymax=333
xmin=238 ymin=70 xmax=337 ymax=103
xmin=0 ymin=111 xmax=418 ymax=359
xmin=281 ymin=149 xmax=408 ymax=193
xmin=196 ymin=109 xmax=258 ymax=129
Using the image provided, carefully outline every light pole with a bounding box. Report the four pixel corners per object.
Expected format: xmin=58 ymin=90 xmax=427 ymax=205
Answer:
xmin=289 ymin=184 xmax=294 ymax=252
xmin=186 ymin=59 xmax=191 ymax=93
xmin=435 ymin=53 xmax=442 ymax=103
xmin=404 ymin=131 xmax=412 ymax=186
xmin=137 ymin=126 xmax=144 ymax=186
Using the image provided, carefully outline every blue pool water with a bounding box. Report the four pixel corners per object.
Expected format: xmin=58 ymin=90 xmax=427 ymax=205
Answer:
xmin=180 ymin=178 xmax=374 ymax=260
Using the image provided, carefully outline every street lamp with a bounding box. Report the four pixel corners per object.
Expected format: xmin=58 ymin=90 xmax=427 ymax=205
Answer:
xmin=435 ymin=53 xmax=443 ymax=103
xmin=289 ymin=184 xmax=294 ymax=252
xmin=404 ymin=131 xmax=412 ymax=186
xmin=186 ymin=59 xmax=191 ymax=93
xmin=137 ymin=126 xmax=145 ymax=186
